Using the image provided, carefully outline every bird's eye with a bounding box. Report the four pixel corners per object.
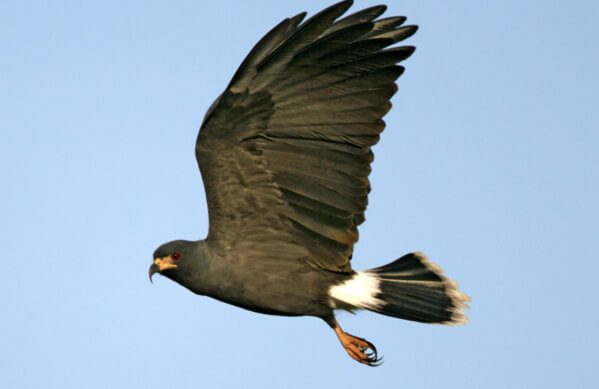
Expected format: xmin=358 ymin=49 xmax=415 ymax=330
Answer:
xmin=171 ymin=252 xmax=181 ymax=261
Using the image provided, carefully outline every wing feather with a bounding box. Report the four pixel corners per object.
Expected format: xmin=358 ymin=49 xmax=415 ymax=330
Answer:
xmin=196 ymin=0 xmax=417 ymax=271
xmin=324 ymin=5 xmax=387 ymax=34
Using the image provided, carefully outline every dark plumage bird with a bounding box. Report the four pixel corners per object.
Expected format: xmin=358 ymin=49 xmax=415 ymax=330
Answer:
xmin=149 ymin=0 xmax=470 ymax=366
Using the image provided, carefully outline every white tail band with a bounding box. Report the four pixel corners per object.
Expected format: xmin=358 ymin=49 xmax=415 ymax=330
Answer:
xmin=328 ymin=271 xmax=385 ymax=310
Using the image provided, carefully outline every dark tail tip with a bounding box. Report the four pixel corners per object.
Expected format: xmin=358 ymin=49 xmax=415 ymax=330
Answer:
xmin=367 ymin=252 xmax=470 ymax=325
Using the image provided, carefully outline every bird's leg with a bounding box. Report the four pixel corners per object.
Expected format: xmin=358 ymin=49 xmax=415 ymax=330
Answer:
xmin=332 ymin=319 xmax=382 ymax=366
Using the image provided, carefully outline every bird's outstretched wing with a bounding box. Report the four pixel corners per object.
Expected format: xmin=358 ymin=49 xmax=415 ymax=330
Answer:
xmin=196 ymin=0 xmax=417 ymax=272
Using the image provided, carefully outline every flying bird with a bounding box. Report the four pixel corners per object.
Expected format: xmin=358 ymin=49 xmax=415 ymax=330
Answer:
xmin=149 ymin=0 xmax=470 ymax=366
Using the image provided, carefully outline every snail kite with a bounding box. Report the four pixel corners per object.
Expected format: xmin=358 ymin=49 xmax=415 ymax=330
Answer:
xmin=149 ymin=0 xmax=470 ymax=366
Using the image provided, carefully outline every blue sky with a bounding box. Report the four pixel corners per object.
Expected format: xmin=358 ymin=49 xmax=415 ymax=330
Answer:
xmin=2 ymin=0 xmax=598 ymax=388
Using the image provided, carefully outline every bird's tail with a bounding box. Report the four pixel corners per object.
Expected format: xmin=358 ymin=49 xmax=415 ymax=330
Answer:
xmin=329 ymin=252 xmax=470 ymax=325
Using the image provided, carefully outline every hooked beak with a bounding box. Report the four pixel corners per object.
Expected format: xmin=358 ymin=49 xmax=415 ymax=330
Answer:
xmin=148 ymin=257 xmax=179 ymax=283
xmin=149 ymin=262 xmax=159 ymax=283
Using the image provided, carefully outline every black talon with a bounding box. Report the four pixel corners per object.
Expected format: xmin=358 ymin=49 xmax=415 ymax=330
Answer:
xmin=363 ymin=340 xmax=383 ymax=366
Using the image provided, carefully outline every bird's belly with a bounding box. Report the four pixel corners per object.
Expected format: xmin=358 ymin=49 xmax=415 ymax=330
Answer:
xmin=200 ymin=261 xmax=337 ymax=319
xmin=211 ymin=294 xmax=304 ymax=317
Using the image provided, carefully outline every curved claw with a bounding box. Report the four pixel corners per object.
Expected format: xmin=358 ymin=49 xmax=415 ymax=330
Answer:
xmin=333 ymin=321 xmax=383 ymax=366
xmin=361 ymin=338 xmax=383 ymax=366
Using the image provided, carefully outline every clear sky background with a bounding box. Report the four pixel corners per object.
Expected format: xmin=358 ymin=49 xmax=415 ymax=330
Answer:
xmin=2 ymin=1 xmax=598 ymax=388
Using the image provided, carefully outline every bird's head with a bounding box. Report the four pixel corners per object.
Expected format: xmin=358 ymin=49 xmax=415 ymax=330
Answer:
xmin=149 ymin=240 xmax=198 ymax=283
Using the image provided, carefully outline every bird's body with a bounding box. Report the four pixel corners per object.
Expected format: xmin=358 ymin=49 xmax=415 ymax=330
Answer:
xmin=157 ymin=240 xmax=342 ymax=319
xmin=150 ymin=0 xmax=470 ymax=366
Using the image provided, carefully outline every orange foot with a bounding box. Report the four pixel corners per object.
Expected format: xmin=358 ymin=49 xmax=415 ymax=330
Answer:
xmin=334 ymin=321 xmax=382 ymax=366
